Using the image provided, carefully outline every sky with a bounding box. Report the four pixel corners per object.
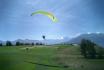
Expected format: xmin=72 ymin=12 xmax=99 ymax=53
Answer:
xmin=0 ymin=0 xmax=104 ymax=41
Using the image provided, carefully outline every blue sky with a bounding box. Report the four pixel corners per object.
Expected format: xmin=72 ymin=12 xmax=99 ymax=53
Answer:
xmin=0 ymin=0 xmax=104 ymax=40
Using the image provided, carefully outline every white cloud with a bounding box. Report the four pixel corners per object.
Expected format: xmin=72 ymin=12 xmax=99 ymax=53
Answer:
xmin=87 ymin=32 xmax=91 ymax=34
xmin=96 ymin=32 xmax=101 ymax=34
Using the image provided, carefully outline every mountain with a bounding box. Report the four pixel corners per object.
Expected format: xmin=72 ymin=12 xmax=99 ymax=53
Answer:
xmin=66 ymin=33 xmax=104 ymax=47
xmin=1 ymin=33 xmax=104 ymax=47
xmin=0 ymin=39 xmax=41 ymax=45
xmin=0 ymin=37 xmax=70 ymax=45
xmin=13 ymin=39 xmax=40 ymax=44
xmin=0 ymin=40 xmax=2 ymax=43
xmin=40 ymin=38 xmax=70 ymax=45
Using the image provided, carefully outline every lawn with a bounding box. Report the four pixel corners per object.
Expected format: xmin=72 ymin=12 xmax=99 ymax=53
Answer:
xmin=0 ymin=45 xmax=104 ymax=70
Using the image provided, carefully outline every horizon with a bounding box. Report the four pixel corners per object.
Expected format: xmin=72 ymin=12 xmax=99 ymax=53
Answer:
xmin=0 ymin=32 xmax=104 ymax=41
xmin=0 ymin=0 xmax=104 ymax=41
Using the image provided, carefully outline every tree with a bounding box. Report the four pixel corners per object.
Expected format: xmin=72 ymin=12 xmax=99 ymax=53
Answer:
xmin=31 ymin=43 xmax=34 ymax=46
xmin=16 ymin=41 xmax=20 ymax=46
xmin=97 ymin=46 xmax=104 ymax=59
xmin=86 ymin=40 xmax=96 ymax=58
xmin=80 ymin=39 xmax=87 ymax=58
xmin=80 ymin=39 xmax=96 ymax=58
xmin=6 ymin=41 xmax=12 ymax=46
xmin=36 ymin=42 xmax=39 ymax=45
xmin=0 ymin=43 xmax=2 ymax=46
xmin=20 ymin=43 xmax=24 ymax=46
xmin=24 ymin=43 xmax=30 ymax=45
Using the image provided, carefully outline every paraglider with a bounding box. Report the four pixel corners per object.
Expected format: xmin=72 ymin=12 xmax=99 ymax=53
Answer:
xmin=31 ymin=10 xmax=58 ymax=22
xmin=42 ymin=35 xmax=46 ymax=40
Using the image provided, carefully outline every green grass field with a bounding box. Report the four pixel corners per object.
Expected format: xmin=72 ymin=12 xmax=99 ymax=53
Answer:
xmin=0 ymin=45 xmax=104 ymax=70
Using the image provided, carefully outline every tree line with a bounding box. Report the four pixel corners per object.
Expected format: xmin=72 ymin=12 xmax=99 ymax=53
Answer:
xmin=0 ymin=41 xmax=44 ymax=46
xmin=80 ymin=39 xmax=104 ymax=59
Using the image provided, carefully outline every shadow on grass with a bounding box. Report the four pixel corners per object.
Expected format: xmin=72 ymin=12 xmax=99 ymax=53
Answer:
xmin=24 ymin=61 xmax=69 ymax=68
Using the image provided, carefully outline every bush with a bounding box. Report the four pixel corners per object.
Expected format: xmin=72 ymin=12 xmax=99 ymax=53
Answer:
xmin=80 ymin=39 xmax=96 ymax=59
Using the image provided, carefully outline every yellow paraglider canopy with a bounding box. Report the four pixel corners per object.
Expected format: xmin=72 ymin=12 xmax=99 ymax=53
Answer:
xmin=31 ymin=10 xmax=58 ymax=22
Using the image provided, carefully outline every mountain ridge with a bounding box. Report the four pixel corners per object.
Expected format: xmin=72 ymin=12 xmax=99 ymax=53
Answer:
xmin=66 ymin=33 xmax=104 ymax=47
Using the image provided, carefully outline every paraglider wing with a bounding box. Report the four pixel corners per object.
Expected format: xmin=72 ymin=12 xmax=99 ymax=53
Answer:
xmin=31 ymin=11 xmax=58 ymax=22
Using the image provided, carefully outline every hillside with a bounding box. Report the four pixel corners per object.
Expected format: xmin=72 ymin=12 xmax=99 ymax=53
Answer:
xmin=66 ymin=33 xmax=104 ymax=47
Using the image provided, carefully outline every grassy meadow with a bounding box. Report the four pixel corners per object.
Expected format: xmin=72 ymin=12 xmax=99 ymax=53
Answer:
xmin=0 ymin=45 xmax=104 ymax=70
